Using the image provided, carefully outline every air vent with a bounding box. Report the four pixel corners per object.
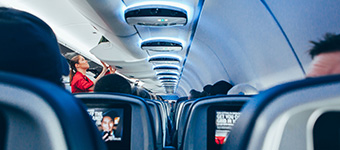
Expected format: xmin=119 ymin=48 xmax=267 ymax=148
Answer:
xmin=161 ymin=80 xmax=178 ymax=84
xmin=158 ymin=76 xmax=178 ymax=81
xmin=153 ymin=65 xmax=180 ymax=71
xmin=141 ymin=40 xmax=182 ymax=52
xmin=162 ymin=82 xmax=177 ymax=86
xmin=148 ymin=55 xmax=181 ymax=64
xmin=125 ymin=6 xmax=187 ymax=26
xmin=156 ymin=72 xmax=179 ymax=76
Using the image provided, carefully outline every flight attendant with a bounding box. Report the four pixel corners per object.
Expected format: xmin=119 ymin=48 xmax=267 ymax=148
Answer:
xmin=69 ymin=55 xmax=107 ymax=93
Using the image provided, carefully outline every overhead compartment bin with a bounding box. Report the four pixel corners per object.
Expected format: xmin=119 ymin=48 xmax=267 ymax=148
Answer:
xmin=70 ymin=0 xmax=147 ymax=59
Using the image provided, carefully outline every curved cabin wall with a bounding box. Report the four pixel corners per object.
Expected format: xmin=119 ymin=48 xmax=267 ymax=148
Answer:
xmin=177 ymin=0 xmax=340 ymax=96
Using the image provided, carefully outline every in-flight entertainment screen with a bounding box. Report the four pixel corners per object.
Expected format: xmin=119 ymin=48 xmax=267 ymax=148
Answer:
xmin=207 ymin=105 xmax=243 ymax=149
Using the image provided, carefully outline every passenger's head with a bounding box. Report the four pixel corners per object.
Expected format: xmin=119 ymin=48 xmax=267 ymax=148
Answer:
xmin=132 ymin=87 xmax=151 ymax=99
xmin=210 ymin=80 xmax=233 ymax=95
xmin=189 ymin=89 xmax=201 ymax=99
xmin=201 ymin=84 xmax=213 ymax=97
xmin=0 ymin=7 xmax=69 ymax=87
xmin=94 ymin=74 xmax=132 ymax=94
xmin=306 ymin=33 xmax=340 ymax=77
xmin=69 ymin=55 xmax=90 ymax=81
xmin=69 ymin=55 xmax=90 ymax=72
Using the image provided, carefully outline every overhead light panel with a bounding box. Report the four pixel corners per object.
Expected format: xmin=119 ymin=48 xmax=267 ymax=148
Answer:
xmin=156 ymin=72 xmax=179 ymax=78
xmin=141 ymin=40 xmax=183 ymax=52
xmin=158 ymin=76 xmax=179 ymax=81
xmin=156 ymin=72 xmax=179 ymax=76
xmin=161 ymin=80 xmax=178 ymax=85
xmin=153 ymin=65 xmax=180 ymax=72
xmin=125 ymin=5 xmax=187 ymax=26
xmin=148 ymin=55 xmax=181 ymax=64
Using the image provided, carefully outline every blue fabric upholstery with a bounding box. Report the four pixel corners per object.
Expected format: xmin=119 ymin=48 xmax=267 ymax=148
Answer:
xmin=0 ymin=71 xmax=106 ymax=150
xmin=223 ymin=75 xmax=340 ymax=150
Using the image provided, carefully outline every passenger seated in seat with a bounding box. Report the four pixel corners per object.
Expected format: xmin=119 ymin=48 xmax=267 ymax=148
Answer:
xmin=306 ymin=33 xmax=340 ymax=77
xmin=210 ymin=80 xmax=233 ymax=95
xmin=94 ymin=74 xmax=132 ymax=94
xmin=0 ymin=7 xmax=69 ymax=87
xmin=189 ymin=89 xmax=201 ymax=99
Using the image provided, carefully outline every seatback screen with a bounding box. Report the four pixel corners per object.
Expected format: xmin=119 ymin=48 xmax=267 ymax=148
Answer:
xmin=84 ymin=103 xmax=131 ymax=150
xmin=215 ymin=111 xmax=241 ymax=144
xmin=87 ymin=108 xmax=124 ymax=141
xmin=207 ymin=105 xmax=243 ymax=149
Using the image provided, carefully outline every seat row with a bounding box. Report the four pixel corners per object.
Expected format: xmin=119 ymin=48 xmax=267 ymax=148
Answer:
xmin=1 ymin=70 xmax=340 ymax=150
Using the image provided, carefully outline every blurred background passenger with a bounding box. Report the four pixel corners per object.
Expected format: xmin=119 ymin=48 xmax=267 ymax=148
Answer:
xmin=94 ymin=74 xmax=132 ymax=94
xmin=132 ymin=87 xmax=151 ymax=99
xmin=189 ymin=89 xmax=201 ymax=99
xmin=210 ymin=80 xmax=233 ymax=96
xmin=200 ymin=84 xmax=213 ymax=97
xmin=69 ymin=54 xmax=108 ymax=93
xmin=0 ymin=7 xmax=69 ymax=87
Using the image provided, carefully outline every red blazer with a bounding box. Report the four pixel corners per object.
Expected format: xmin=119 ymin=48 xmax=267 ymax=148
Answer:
xmin=71 ymin=72 xmax=94 ymax=93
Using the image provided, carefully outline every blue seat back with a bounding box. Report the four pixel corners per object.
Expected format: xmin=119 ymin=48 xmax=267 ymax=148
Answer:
xmin=75 ymin=93 xmax=157 ymax=150
xmin=223 ymin=75 xmax=340 ymax=150
xmin=0 ymin=71 xmax=106 ymax=150
xmin=181 ymin=95 xmax=251 ymax=150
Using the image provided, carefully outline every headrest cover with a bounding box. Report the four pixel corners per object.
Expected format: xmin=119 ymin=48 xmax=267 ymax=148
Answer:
xmin=0 ymin=7 xmax=69 ymax=86
xmin=227 ymin=83 xmax=259 ymax=95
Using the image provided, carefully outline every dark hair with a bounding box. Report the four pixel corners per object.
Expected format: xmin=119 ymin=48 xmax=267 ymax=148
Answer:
xmin=69 ymin=55 xmax=81 ymax=83
xmin=189 ymin=89 xmax=201 ymax=99
xmin=309 ymin=33 xmax=340 ymax=59
xmin=0 ymin=7 xmax=69 ymax=87
xmin=210 ymin=80 xmax=233 ymax=95
xmin=94 ymin=74 xmax=131 ymax=94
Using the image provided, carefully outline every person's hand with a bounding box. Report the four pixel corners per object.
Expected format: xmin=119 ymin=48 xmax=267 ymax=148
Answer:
xmin=108 ymin=66 xmax=116 ymax=74
xmin=102 ymin=132 xmax=110 ymax=142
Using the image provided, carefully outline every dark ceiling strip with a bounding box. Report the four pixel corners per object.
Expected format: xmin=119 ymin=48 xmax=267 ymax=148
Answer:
xmin=176 ymin=0 xmax=206 ymax=93
xmin=261 ymin=0 xmax=306 ymax=75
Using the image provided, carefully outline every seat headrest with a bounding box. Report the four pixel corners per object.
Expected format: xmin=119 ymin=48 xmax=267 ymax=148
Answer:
xmin=227 ymin=83 xmax=259 ymax=95
xmin=0 ymin=7 xmax=69 ymax=86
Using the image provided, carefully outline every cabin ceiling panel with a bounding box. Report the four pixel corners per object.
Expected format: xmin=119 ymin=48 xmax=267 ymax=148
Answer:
xmin=136 ymin=26 xmax=190 ymax=40
xmin=178 ymin=40 xmax=231 ymax=95
xmin=188 ymin=0 xmax=305 ymax=91
xmin=265 ymin=0 xmax=340 ymax=72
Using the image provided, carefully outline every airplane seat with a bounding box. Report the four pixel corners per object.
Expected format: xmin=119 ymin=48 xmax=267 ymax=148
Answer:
xmin=180 ymin=95 xmax=251 ymax=150
xmin=175 ymin=99 xmax=196 ymax=149
xmin=223 ymin=75 xmax=340 ymax=150
xmin=172 ymin=97 xmax=188 ymax=122
xmin=146 ymin=99 xmax=164 ymax=150
xmin=0 ymin=71 xmax=107 ymax=150
xmin=153 ymin=100 xmax=169 ymax=146
xmin=74 ymin=92 xmax=157 ymax=150
xmin=227 ymin=83 xmax=259 ymax=95
xmin=173 ymin=99 xmax=188 ymax=130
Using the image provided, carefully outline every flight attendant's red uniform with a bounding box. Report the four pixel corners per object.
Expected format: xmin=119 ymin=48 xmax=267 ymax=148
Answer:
xmin=71 ymin=72 xmax=94 ymax=93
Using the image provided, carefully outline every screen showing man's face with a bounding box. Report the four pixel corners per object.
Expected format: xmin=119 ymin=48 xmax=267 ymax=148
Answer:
xmin=102 ymin=116 xmax=114 ymax=132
